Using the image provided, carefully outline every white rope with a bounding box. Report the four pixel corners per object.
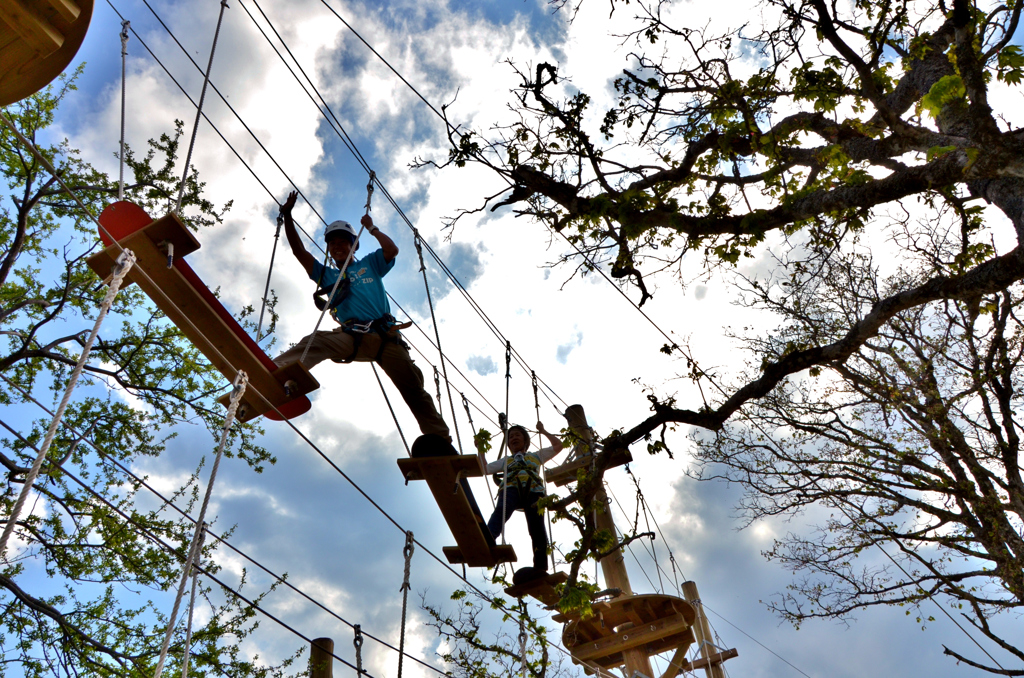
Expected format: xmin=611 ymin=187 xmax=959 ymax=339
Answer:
xmin=153 ymin=372 xmax=248 ymax=678
xmin=255 ymin=209 xmax=284 ymax=342
xmin=0 ymin=250 xmax=136 ymax=559
xmin=397 ymin=530 xmax=414 ymax=678
xmin=118 ymin=20 xmax=130 ymax=201
xmin=298 ymin=172 xmax=374 ymax=365
xmin=180 ymin=526 xmax=205 ymax=678
xmin=175 ymin=0 xmax=229 ymax=214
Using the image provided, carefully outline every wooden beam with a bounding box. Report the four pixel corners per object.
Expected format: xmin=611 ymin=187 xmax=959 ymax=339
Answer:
xmin=87 ymin=213 xmax=319 ymax=421
xmin=398 ymin=455 xmax=516 ymax=568
xmin=504 ymin=571 xmax=568 ymax=606
xmin=45 ymin=0 xmax=80 ymax=22
xmin=309 ymin=637 xmax=334 ymax=678
xmin=670 ymin=648 xmax=738 ymax=674
xmin=0 ymin=0 xmax=63 ymax=55
xmin=657 ymin=639 xmax=696 ymax=678
xmin=544 ymin=446 xmax=633 ymax=487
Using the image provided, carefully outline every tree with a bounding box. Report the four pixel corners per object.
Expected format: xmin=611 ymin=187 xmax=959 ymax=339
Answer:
xmin=0 ymin=73 xmax=292 ymax=677
xmin=440 ymin=0 xmax=1024 ymax=672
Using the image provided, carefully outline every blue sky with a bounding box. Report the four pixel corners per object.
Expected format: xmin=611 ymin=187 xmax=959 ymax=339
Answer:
xmin=15 ymin=0 xmax=1024 ymax=677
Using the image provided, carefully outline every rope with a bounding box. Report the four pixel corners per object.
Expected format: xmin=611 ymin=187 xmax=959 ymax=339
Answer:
xmin=532 ymin=371 xmax=555 ymax=570
xmin=118 ymin=20 xmax=129 ymax=200
xmin=354 ymin=624 xmax=364 ymax=678
xmin=175 ymin=0 xmax=229 ymax=214
xmin=299 ymin=172 xmax=374 ymax=365
xmin=180 ymin=525 xmax=205 ymax=678
xmin=0 ymin=249 xmax=136 ymax=559
xmin=397 ymin=531 xmax=414 ymax=678
xmin=371 ymin=364 xmax=410 ymax=456
xmin=518 ymin=612 xmax=528 ymax=678
xmin=153 ymin=372 xmax=248 ymax=678
xmin=462 ymin=392 xmax=495 ymax=506
xmin=413 ymin=232 xmax=462 ymax=452
xmin=255 ymin=208 xmax=285 ymax=342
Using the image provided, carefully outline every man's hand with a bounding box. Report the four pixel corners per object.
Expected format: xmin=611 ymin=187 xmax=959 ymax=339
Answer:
xmin=361 ymin=214 xmax=377 ymax=233
xmin=536 ymin=421 xmax=546 ymax=434
xmin=281 ymin=190 xmax=298 ymax=216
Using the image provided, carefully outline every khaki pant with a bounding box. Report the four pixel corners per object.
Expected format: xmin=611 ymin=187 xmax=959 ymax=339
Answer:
xmin=275 ymin=327 xmax=449 ymax=438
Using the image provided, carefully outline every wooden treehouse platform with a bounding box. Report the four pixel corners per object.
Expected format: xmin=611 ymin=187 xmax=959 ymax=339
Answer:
xmin=559 ymin=593 xmax=697 ymax=672
xmin=0 ymin=0 xmax=94 ymax=106
xmin=398 ymin=454 xmax=516 ymax=568
xmin=86 ymin=202 xmax=318 ymax=421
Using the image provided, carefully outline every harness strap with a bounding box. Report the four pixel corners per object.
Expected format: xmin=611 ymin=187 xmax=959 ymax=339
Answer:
xmin=332 ymin=314 xmax=411 ymax=364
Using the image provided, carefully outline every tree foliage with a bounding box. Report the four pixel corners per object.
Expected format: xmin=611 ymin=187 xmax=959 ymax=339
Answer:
xmin=0 ymin=74 xmax=293 ymax=677
xmin=443 ymin=0 xmax=1024 ymax=671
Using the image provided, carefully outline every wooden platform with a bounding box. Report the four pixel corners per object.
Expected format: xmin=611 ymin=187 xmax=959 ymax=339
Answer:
xmin=504 ymin=571 xmax=568 ymax=606
xmin=398 ymin=454 xmax=516 ymax=568
xmin=86 ymin=203 xmax=319 ymax=422
xmin=0 ymin=0 xmax=93 ymax=106
xmin=560 ymin=594 xmax=697 ymax=671
xmin=545 ymin=446 xmax=633 ymax=487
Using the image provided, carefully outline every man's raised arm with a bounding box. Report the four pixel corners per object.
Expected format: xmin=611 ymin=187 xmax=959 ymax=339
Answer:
xmin=282 ymin=191 xmax=316 ymax=276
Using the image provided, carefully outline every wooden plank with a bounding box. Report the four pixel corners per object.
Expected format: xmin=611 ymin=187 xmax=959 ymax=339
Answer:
xmin=623 ymin=601 xmax=646 ymax=627
xmin=0 ymin=0 xmax=63 ymax=55
xmin=570 ymin=613 xmax=692 ymax=663
xmin=45 ymin=0 xmax=80 ymax=22
xmin=442 ymin=544 xmax=516 ymax=567
xmin=0 ymin=0 xmax=92 ymax=106
xmin=397 ymin=455 xmax=482 ymax=483
xmin=672 ymin=648 xmax=738 ymax=674
xmin=399 ymin=455 xmax=515 ymax=568
xmin=545 ymin=447 xmax=633 ymax=487
xmin=657 ymin=639 xmax=697 ymax=678
xmin=86 ymin=213 xmax=319 ymax=420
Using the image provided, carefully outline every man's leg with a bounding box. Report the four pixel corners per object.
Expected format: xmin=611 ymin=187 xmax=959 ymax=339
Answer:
xmin=376 ymin=340 xmax=450 ymax=437
xmin=487 ymin=486 xmax=523 ymax=539
xmin=273 ymin=327 xmax=356 ymax=368
xmin=524 ymin=493 xmax=550 ymax=571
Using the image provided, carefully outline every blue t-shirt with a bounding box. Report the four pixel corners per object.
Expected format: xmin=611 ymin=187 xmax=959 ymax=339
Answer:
xmin=310 ymin=249 xmax=395 ymax=325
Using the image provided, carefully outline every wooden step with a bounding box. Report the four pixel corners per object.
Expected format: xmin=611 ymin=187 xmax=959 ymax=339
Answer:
xmin=504 ymin=571 xmax=568 ymax=606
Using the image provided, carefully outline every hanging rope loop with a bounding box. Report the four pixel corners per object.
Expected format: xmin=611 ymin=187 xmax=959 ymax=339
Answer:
xmin=364 ymin=171 xmax=375 ymax=215
xmin=180 ymin=524 xmax=206 ymax=678
xmin=518 ymin=614 xmax=528 ymax=678
xmin=397 ymin=531 xmax=415 ymax=678
xmin=413 ymin=230 xmax=426 ymax=273
xmin=353 ymin=624 xmax=364 ymax=677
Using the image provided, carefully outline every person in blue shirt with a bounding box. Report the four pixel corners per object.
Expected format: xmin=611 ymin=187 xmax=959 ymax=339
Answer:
xmin=273 ymin=191 xmax=449 ymax=439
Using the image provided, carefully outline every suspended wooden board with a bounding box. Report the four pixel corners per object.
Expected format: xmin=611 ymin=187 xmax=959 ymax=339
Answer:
xmin=561 ymin=594 xmax=697 ymax=671
xmin=0 ymin=0 xmax=93 ymax=106
xmin=545 ymin=446 xmax=633 ymax=487
xmin=397 ymin=454 xmax=516 ymax=568
xmin=661 ymin=647 xmax=738 ymax=678
xmin=85 ymin=201 xmax=318 ymax=421
xmin=504 ymin=570 xmax=568 ymax=607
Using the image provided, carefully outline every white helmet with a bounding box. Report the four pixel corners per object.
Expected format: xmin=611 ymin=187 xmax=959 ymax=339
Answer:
xmin=324 ymin=220 xmax=358 ymax=249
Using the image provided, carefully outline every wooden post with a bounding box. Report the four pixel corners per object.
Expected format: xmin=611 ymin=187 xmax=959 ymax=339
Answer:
xmin=566 ymin=405 xmax=651 ymax=678
xmin=682 ymin=582 xmax=725 ymax=678
xmin=310 ymin=637 xmax=334 ymax=678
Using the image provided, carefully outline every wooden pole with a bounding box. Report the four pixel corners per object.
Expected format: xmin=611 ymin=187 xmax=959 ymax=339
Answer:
xmin=681 ymin=582 xmax=725 ymax=678
xmin=310 ymin=637 xmax=334 ymax=678
xmin=565 ymin=405 xmax=651 ymax=678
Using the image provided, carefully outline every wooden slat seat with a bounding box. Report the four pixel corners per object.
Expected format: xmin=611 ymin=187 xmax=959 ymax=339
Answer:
xmin=398 ymin=455 xmax=516 ymax=568
xmin=86 ymin=203 xmax=318 ymax=421
xmin=561 ymin=594 xmax=697 ymax=670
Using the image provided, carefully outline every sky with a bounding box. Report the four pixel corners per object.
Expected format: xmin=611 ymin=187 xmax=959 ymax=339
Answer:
xmin=18 ymin=0 xmax=1024 ymax=676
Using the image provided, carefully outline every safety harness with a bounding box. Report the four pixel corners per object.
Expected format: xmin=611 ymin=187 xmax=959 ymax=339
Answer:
xmin=495 ymin=451 xmax=546 ymax=497
xmin=332 ymin=313 xmax=412 ymax=364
